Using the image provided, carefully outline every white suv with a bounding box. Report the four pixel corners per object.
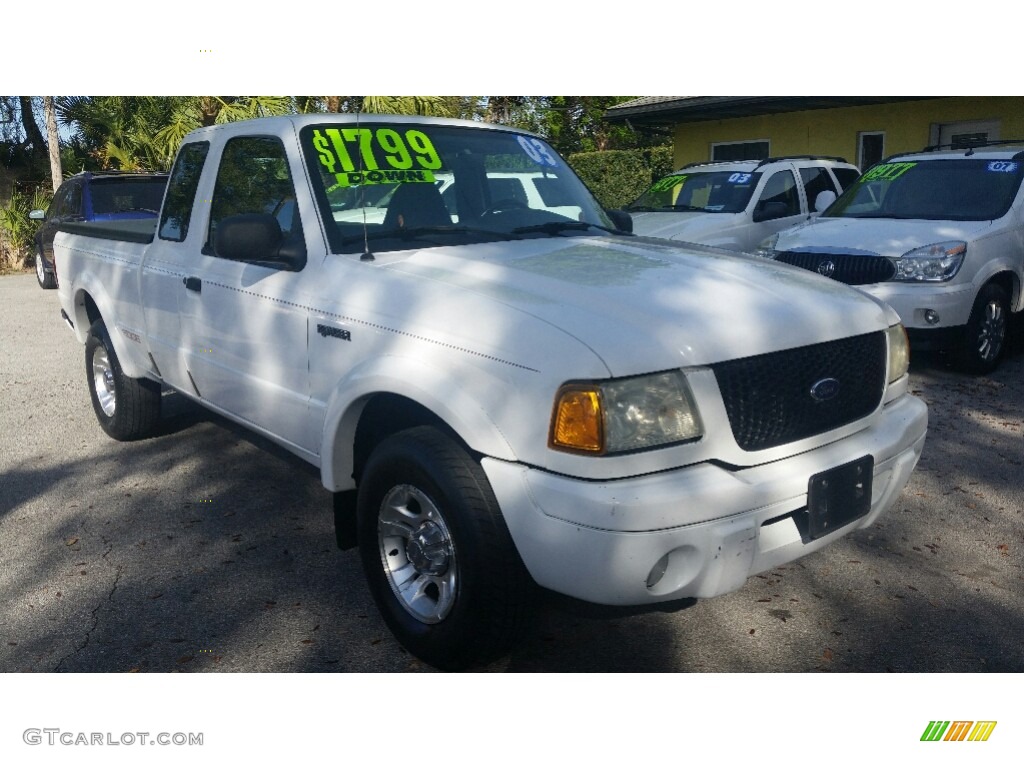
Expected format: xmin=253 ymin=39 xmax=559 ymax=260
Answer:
xmin=758 ymin=145 xmax=1024 ymax=373
xmin=628 ymin=156 xmax=861 ymax=252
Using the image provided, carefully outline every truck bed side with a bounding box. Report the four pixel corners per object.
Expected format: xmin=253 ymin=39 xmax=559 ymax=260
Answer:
xmin=58 ymin=218 xmax=157 ymax=244
xmin=54 ymin=222 xmax=156 ymax=380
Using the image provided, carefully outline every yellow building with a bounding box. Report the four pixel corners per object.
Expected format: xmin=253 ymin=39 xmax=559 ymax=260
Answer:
xmin=605 ymin=97 xmax=1024 ymax=171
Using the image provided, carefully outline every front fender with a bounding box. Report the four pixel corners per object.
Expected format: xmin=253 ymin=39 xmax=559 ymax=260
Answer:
xmin=971 ymin=258 xmax=1022 ymax=311
xmin=319 ymin=355 xmax=518 ymax=492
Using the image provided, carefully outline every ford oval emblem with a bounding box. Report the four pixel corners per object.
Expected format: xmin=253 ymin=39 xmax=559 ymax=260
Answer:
xmin=817 ymin=259 xmax=836 ymax=278
xmin=810 ymin=377 xmax=841 ymax=402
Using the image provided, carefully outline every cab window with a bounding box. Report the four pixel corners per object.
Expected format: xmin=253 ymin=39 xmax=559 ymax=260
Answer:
xmin=159 ymin=142 xmax=210 ymax=242
xmin=207 ymin=136 xmax=302 ymax=258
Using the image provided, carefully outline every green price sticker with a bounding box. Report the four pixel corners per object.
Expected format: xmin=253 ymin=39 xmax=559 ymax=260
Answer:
xmin=860 ymin=162 xmax=917 ymax=182
xmin=650 ymin=174 xmax=687 ymax=194
xmin=330 ymin=169 xmax=436 ymax=188
xmin=313 ymin=127 xmax=442 ymax=178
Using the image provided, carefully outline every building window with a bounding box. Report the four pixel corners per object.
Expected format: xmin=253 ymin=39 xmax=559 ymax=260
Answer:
xmin=858 ymin=132 xmax=885 ymax=171
xmin=932 ymin=120 xmax=1001 ymax=149
xmin=711 ymin=140 xmax=769 ymax=162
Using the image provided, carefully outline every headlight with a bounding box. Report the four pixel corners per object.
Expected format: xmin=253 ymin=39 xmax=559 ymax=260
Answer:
xmin=887 ymin=324 xmax=910 ymax=383
xmin=890 ymin=241 xmax=966 ymax=282
xmin=550 ymin=371 xmax=703 ymax=454
xmin=753 ymin=233 xmax=780 ymax=259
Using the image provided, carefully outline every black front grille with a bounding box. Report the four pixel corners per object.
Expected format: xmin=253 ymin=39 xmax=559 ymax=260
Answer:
xmin=711 ymin=332 xmax=886 ymax=452
xmin=776 ymin=251 xmax=895 ymax=285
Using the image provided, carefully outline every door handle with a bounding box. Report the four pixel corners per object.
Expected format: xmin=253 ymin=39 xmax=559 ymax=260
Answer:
xmin=183 ymin=276 xmax=202 ymax=293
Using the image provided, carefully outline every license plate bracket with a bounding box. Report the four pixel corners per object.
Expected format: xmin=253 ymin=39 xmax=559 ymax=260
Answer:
xmin=805 ymin=455 xmax=873 ymax=541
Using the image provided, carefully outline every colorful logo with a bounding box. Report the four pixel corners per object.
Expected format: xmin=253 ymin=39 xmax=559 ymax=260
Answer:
xmin=921 ymin=721 xmax=997 ymax=742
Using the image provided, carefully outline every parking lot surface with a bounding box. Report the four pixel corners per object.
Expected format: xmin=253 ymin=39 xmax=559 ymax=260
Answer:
xmin=1 ymin=273 xmax=1022 ymax=672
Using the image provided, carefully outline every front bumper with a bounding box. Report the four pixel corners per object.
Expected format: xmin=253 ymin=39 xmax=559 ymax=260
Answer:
xmin=858 ymin=282 xmax=974 ymax=329
xmin=484 ymin=394 xmax=927 ymax=606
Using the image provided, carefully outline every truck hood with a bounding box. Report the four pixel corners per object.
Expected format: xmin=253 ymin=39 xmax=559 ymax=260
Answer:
xmin=776 ymin=216 xmax=997 ymax=257
xmin=382 ymin=235 xmax=893 ymax=376
xmin=630 ymin=211 xmax=745 ymax=244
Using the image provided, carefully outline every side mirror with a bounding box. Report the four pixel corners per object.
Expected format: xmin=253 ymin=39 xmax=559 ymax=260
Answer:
xmin=29 ymin=209 xmax=46 ymax=221
xmin=215 ymin=214 xmax=305 ymax=270
xmin=814 ymin=190 xmax=837 ymax=213
xmin=605 ymin=208 xmax=633 ymax=233
xmin=752 ymin=200 xmax=790 ymax=223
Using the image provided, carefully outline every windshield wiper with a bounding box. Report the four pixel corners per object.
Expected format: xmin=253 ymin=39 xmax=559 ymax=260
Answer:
xmin=512 ymin=221 xmax=621 ymax=236
xmin=114 ymin=206 xmax=160 ymax=214
xmin=339 ymin=225 xmax=515 ymax=246
xmin=848 ymin=212 xmax=925 ymax=220
xmin=626 ymin=204 xmax=706 ymax=213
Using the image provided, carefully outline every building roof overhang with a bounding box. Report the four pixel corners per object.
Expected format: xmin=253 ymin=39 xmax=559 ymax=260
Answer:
xmin=604 ymin=96 xmax=940 ymax=127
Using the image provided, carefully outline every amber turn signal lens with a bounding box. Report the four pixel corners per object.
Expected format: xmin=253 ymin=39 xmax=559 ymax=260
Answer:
xmin=551 ymin=387 xmax=603 ymax=453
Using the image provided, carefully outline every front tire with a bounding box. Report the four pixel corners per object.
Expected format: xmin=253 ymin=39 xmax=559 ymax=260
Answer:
xmin=85 ymin=320 xmax=161 ymax=440
xmin=357 ymin=426 xmax=534 ymax=670
xmin=958 ymin=283 xmax=1009 ymax=374
xmin=35 ymin=248 xmax=56 ymax=289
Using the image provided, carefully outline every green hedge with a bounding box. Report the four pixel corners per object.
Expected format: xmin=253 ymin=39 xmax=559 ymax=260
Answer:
xmin=567 ymin=146 xmax=674 ymax=209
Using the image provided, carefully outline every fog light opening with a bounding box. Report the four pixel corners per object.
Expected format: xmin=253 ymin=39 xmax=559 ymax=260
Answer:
xmin=646 ymin=554 xmax=670 ymax=589
xmin=924 ymin=309 xmax=940 ymax=325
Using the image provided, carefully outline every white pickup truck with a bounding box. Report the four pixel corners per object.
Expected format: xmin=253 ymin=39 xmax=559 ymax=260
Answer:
xmin=55 ymin=115 xmax=927 ymax=669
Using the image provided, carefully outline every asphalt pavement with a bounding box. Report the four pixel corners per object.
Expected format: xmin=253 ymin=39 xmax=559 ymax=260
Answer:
xmin=1 ymin=272 xmax=1022 ymax=672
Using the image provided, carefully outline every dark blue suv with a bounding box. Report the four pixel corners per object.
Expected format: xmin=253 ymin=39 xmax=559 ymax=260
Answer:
xmin=30 ymin=171 xmax=168 ymax=289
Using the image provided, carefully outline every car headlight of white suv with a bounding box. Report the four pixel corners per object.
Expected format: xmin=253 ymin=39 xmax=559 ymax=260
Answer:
xmin=891 ymin=241 xmax=966 ymax=282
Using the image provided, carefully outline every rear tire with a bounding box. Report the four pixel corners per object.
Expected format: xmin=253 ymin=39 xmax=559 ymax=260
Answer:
xmin=85 ymin=319 xmax=161 ymax=440
xmin=958 ymin=283 xmax=1009 ymax=374
xmin=35 ymin=248 xmax=56 ymax=289
xmin=356 ymin=426 xmax=534 ymax=670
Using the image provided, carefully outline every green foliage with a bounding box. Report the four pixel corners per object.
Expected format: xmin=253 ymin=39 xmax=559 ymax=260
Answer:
xmin=57 ymin=97 xmax=296 ymax=173
xmin=541 ymin=97 xmax=656 ymax=155
xmin=567 ymin=146 xmax=674 ymax=209
xmin=0 ymin=187 xmax=51 ymax=269
xmin=57 ymin=96 xmax=188 ymax=172
xmin=361 ymin=96 xmax=454 ymax=117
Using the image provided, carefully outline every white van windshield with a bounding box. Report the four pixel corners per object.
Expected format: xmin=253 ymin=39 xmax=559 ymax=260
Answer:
xmin=823 ymin=159 xmax=1024 ymax=221
xmin=629 ymin=171 xmax=761 ymax=213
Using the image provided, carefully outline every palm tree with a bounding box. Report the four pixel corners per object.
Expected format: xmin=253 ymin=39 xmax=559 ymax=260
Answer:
xmin=43 ymin=97 xmax=62 ymax=191
xmin=57 ymin=96 xmax=186 ymax=171
xmin=313 ymin=96 xmax=464 ymax=117
xmin=58 ymin=97 xmax=295 ymax=171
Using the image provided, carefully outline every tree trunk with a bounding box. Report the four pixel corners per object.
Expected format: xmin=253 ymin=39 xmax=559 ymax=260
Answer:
xmin=43 ymin=97 xmax=62 ymax=192
xmin=18 ymin=96 xmax=47 ymax=158
xmin=199 ymin=97 xmax=222 ymax=126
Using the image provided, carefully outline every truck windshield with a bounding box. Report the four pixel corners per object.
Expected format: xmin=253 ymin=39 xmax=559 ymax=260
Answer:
xmin=823 ymin=159 xmax=1024 ymax=221
xmin=300 ymin=122 xmax=614 ymax=254
xmin=628 ymin=171 xmax=761 ymax=213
